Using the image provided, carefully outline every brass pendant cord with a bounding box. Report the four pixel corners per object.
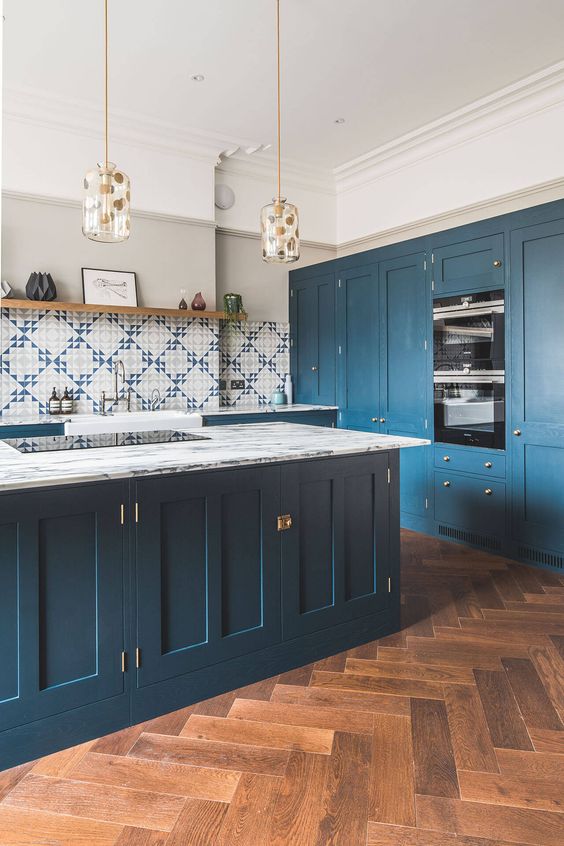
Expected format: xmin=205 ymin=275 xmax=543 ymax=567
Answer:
xmin=104 ymin=0 xmax=109 ymax=168
xmin=276 ymin=0 xmax=281 ymax=201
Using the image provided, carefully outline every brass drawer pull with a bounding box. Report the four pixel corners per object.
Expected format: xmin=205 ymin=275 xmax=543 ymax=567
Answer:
xmin=484 ymin=461 xmax=492 ymax=468
xmin=493 ymin=259 xmax=502 ymax=268
xmin=513 ymin=429 xmax=521 ymax=436
xmin=443 ymin=455 xmax=450 ymax=462
xmin=484 ymin=488 xmax=493 ymax=496
xmin=443 ymin=480 xmax=451 ymax=487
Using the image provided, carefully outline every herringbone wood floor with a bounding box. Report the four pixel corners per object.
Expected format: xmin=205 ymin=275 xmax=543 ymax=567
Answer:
xmin=1 ymin=530 xmax=564 ymax=845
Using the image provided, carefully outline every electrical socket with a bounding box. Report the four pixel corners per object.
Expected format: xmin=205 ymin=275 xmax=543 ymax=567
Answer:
xmin=230 ymin=379 xmax=245 ymax=389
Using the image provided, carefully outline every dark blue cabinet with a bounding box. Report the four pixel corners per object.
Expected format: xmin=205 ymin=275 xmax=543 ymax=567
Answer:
xmin=290 ymin=272 xmax=336 ymax=404
xmin=281 ymin=453 xmax=393 ymax=639
xmin=379 ymin=252 xmax=430 ymax=520
xmin=0 ymin=483 xmax=126 ymax=737
xmin=134 ymin=467 xmax=282 ymax=688
xmin=204 ymin=410 xmax=336 ymax=427
xmin=510 ymin=218 xmax=564 ymax=561
xmin=431 ymin=233 xmax=505 ymax=294
xmin=336 ymin=265 xmax=380 ymax=432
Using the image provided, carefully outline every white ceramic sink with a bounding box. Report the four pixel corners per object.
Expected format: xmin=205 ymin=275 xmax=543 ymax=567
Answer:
xmin=64 ymin=410 xmax=203 ymax=435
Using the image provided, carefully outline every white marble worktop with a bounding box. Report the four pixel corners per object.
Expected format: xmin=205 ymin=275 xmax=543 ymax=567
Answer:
xmin=0 ymin=423 xmax=429 ymax=492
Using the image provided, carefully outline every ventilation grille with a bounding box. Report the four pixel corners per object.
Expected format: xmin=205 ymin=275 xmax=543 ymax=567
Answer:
xmin=438 ymin=525 xmax=501 ymax=551
xmin=518 ymin=545 xmax=563 ymax=571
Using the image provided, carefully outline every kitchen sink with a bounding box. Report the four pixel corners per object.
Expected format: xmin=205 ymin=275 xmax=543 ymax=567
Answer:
xmin=63 ymin=410 xmax=203 ymax=435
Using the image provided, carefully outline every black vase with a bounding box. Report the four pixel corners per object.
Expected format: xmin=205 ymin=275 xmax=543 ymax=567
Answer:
xmin=26 ymin=272 xmax=57 ymax=302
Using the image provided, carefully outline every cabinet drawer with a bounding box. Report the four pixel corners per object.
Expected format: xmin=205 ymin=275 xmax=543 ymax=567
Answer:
xmin=434 ymin=447 xmax=505 ymax=478
xmin=434 ymin=471 xmax=505 ymax=536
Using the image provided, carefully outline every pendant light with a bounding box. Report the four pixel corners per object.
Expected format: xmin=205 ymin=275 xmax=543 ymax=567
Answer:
xmin=260 ymin=0 xmax=299 ymax=263
xmin=82 ymin=0 xmax=130 ymax=242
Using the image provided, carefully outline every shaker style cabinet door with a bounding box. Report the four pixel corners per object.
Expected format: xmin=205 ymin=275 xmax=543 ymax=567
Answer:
xmin=510 ymin=219 xmax=564 ymax=555
xmin=0 ymin=483 xmax=126 ymax=734
xmin=134 ymin=467 xmax=281 ymax=688
xmin=431 ymin=233 xmax=505 ymax=295
xmin=336 ymin=264 xmax=380 ymax=432
xmin=290 ymin=272 xmax=336 ymax=405
xmin=280 ymin=454 xmax=391 ymax=640
xmin=379 ymin=251 xmax=429 ymax=519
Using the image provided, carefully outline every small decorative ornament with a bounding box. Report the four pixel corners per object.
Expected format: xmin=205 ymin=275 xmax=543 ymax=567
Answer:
xmin=191 ymin=291 xmax=206 ymax=311
xmin=0 ymin=280 xmax=13 ymax=298
xmin=178 ymin=288 xmax=188 ymax=310
xmin=26 ymin=272 xmax=57 ymax=302
xmin=223 ymin=293 xmax=247 ymax=323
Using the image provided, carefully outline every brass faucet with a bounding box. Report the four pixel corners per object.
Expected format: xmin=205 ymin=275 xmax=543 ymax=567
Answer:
xmin=100 ymin=359 xmax=131 ymax=415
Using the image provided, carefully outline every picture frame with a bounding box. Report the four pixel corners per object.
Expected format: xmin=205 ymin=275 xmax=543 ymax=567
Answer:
xmin=81 ymin=267 xmax=138 ymax=307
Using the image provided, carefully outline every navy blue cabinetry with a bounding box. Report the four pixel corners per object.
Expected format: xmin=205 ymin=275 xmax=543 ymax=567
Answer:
xmin=510 ymin=218 xmax=564 ymax=566
xmin=281 ymin=453 xmax=395 ymax=639
xmin=379 ymin=252 xmax=430 ymax=523
xmin=289 ymin=270 xmax=336 ymax=404
xmin=431 ymin=233 xmax=505 ymax=294
xmin=134 ymin=467 xmax=281 ymax=688
xmin=336 ymin=264 xmax=380 ymax=432
xmin=0 ymin=482 xmax=128 ymax=768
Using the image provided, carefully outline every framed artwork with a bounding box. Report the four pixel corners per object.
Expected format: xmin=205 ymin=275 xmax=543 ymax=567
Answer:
xmin=82 ymin=267 xmax=138 ymax=307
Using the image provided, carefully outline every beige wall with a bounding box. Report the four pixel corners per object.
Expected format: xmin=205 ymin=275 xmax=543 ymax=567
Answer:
xmin=215 ymin=231 xmax=335 ymax=323
xmin=1 ymin=194 xmax=216 ymax=310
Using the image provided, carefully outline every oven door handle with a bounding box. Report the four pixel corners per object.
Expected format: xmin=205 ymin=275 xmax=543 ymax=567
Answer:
xmin=433 ymin=305 xmax=504 ymax=320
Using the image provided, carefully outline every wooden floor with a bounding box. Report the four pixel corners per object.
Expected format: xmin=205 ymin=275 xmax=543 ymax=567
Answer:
xmin=2 ymin=531 xmax=564 ymax=845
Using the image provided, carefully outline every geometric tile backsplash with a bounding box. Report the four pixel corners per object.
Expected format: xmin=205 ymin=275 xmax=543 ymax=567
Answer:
xmin=0 ymin=307 xmax=290 ymax=416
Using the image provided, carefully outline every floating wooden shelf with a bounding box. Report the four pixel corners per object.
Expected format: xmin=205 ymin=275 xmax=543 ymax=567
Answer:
xmin=0 ymin=298 xmax=244 ymax=321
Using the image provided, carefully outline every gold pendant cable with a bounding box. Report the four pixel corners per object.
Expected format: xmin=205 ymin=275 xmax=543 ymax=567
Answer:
xmin=104 ymin=0 xmax=109 ymax=167
xmin=276 ymin=0 xmax=281 ymax=200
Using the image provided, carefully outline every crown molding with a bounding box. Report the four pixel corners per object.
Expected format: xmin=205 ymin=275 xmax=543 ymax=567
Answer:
xmin=3 ymin=85 xmax=266 ymax=166
xmin=217 ymin=152 xmax=336 ymax=196
xmin=337 ymin=176 xmax=564 ymax=255
xmin=2 ymin=190 xmax=217 ymax=229
xmin=334 ymin=61 xmax=564 ymax=192
xmin=216 ymin=225 xmax=336 ymax=252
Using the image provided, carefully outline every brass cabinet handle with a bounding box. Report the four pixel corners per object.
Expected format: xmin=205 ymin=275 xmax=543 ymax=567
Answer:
xmin=380 ymin=417 xmax=386 ymax=423
xmin=484 ymin=461 xmax=493 ymax=468
xmin=484 ymin=488 xmax=493 ymax=496
xmin=443 ymin=455 xmax=450 ymax=462
xmin=493 ymin=259 xmax=502 ymax=268
xmin=513 ymin=429 xmax=522 ymax=436
xmin=311 ymin=365 xmax=318 ymax=372
xmin=443 ymin=480 xmax=451 ymax=487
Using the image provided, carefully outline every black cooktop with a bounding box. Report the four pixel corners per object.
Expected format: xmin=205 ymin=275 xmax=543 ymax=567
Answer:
xmin=4 ymin=430 xmax=210 ymax=454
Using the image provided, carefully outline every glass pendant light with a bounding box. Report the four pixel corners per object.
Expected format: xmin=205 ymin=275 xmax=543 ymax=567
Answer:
xmin=82 ymin=0 xmax=130 ymax=242
xmin=261 ymin=0 xmax=299 ymax=263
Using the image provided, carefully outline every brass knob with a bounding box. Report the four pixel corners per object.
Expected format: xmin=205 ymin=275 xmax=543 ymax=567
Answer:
xmin=484 ymin=461 xmax=492 ymax=468
xmin=371 ymin=417 xmax=378 ymax=423
xmin=380 ymin=417 xmax=386 ymax=423
xmin=443 ymin=455 xmax=450 ymax=462
xmin=443 ymin=480 xmax=451 ymax=487
xmin=493 ymin=259 xmax=502 ymax=268
xmin=311 ymin=366 xmax=318 ymax=372
xmin=484 ymin=488 xmax=493 ymax=496
xmin=513 ymin=429 xmax=522 ymax=436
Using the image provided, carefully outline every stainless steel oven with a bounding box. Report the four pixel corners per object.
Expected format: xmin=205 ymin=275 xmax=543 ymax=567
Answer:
xmin=433 ymin=290 xmax=505 ymax=449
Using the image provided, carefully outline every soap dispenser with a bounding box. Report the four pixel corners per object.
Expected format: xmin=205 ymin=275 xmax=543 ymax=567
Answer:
xmin=49 ymin=388 xmax=61 ymax=415
xmin=61 ymin=387 xmax=73 ymax=415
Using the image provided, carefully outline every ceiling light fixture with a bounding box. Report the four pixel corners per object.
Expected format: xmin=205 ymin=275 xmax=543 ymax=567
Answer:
xmin=191 ymin=74 xmax=205 ymax=82
xmin=82 ymin=0 xmax=130 ymax=242
xmin=260 ymin=0 xmax=299 ymax=263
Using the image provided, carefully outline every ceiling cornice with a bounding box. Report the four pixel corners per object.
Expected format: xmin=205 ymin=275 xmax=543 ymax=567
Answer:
xmin=334 ymin=61 xmax=564 ymax=192
xmin=3 ymin=85 xmax=267 ymax=166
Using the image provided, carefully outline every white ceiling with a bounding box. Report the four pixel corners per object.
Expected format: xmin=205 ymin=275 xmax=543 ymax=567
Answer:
xmin=4 ymin=0 xmax=564 ymax=170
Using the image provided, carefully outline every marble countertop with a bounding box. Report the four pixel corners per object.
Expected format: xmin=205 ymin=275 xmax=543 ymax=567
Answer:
xmin=0 ymin=423 xmax=429 ymax=492
xmin=201 ymin=404 xmax=338 ymax=416
xmin=0 ymin=404 xmax=337 ymax=428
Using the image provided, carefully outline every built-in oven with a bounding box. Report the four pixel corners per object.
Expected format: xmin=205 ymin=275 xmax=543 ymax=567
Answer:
xmin=433 ymin=290 xmax=505 ymax=449
xmin=434 ymin=375 xmax=505 ymax=449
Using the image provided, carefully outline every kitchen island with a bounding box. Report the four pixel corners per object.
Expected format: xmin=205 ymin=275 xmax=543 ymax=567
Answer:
xmin=0 ymin=423 xmax=428 ymax=769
